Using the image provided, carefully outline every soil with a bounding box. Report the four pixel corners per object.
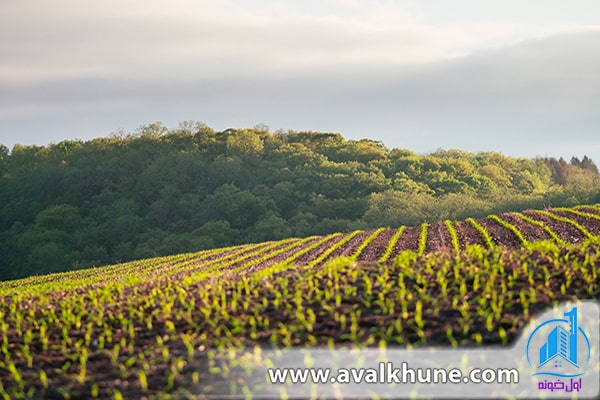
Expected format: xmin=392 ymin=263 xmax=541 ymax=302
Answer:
xmin=499 ymin=212 xmax=551 ymax=242
xmin=476 ymin=217 xmax=521 ymax=248
xmin=548 ymin=209 xmax=600 ymax=236
xmin=356 ymin=228 xmax=396 ymax=262
xmin=242 ymin=237 xmax=324 ymax=273
xmin=576 ymin=206 xmax=600 ymax=216
xmin=290 ymin=233 xmax=348 ymax=266
xmin=425 ymin=221 xmax=453 ymax=252
xmin=390 ymin=225 xmax=421 ymax=257
xmin=3 ymin=207 xmax=600 ymax=398
xmin=453 ymin=220 xmax=488 ymax=248
xmin=521 ymin=210 xmax=586 ymax=243
xmin=314 ymin=229 xmax=376 ymax=266
xmin=166 ymin=241 xmax=295 ymax=280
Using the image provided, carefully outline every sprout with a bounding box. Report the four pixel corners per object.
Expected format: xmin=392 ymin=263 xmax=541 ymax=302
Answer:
xmin=0 ymin=203 xmax=598 ymax=398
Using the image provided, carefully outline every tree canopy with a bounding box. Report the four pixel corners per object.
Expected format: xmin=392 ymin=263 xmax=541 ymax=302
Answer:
xmin=1 ymin=122 xmax=599 ymax=280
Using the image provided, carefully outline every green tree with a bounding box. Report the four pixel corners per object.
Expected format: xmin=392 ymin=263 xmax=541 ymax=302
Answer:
xmin=0 ymin=144 xmax=9 ymax=177
xmin=248 ymin=213 xmax=293 ymax=242
xmin=192 ymin=220 xmax=239 ymax=247
xmin=2 ymin=121 xmax=600 ymax=281
xmin=201 ymin=184 xmax=272 ymax=230
xmin=226 ymin=129 xmax=264 ymax=159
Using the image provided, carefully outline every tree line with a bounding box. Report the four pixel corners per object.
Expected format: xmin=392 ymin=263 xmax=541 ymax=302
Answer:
xmin=1 ymin=121 xmax=599 ymax=280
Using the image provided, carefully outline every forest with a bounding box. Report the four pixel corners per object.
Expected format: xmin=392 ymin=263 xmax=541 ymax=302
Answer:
xmin=1 ymin=121 xmax=599 ymax=281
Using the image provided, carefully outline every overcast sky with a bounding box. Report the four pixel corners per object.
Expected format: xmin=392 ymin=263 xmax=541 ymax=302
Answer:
xmin=1 ymin=0 xmax=599 ymax=162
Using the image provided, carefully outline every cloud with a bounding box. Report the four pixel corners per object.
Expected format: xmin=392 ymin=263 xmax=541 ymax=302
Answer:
xmin=1 ymin=2 xmax=599 ymax=162
xmin=3 ymin=0 xmax=579 ymax=85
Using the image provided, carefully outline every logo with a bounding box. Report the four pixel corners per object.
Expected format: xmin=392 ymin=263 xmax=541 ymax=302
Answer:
xmin=525 ymin=307 xmax=591 ymax=393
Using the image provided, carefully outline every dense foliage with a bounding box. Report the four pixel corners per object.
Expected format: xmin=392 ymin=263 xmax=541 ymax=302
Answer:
xmin=1 ymin=121 xmax=599 ymax=280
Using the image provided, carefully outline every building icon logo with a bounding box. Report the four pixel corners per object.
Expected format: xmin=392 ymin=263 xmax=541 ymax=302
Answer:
xmin=526 ymin=307 xmax=591 ymax=378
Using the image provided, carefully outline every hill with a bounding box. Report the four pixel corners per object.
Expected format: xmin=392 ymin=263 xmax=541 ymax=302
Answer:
xmin=0 ymin=204 xmax=599 ymax=398
xmin=2 ymin=122 xmax=600 ymax=281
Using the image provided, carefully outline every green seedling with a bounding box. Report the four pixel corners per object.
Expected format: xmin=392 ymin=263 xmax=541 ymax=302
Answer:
xmin=466 ymin=218 xmax=494 ymax=248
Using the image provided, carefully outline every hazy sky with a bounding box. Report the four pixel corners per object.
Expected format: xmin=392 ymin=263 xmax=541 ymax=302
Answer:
xmin=1 ymin=0 xmax=599 ymax=162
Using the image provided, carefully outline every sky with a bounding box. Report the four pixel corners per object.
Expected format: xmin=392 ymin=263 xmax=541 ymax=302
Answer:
xmin=1 ymin=0 xmax=599 ymax=162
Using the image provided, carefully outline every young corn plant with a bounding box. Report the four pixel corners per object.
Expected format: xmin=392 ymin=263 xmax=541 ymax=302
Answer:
xmin=513 ymin=212 xmax=566 ymax=245
xmin=556 ymin=207 xmax=600 ymax=222
xmin=487 ymin=214 xmax=528 ymax=245
xmin=350 ymin=228 xmax=385 ymax=261
xmin=379 ymin=226 xmax=405 ymax=262
xmin=307 ymin=230 xmax=363 ymax=268
xmin=466 ymin=218 xmax=494 ymax=248
xmin=444 ymin=220 xmax=461 ymax=253
xmin=417 ymin=223 xmax=428 ymax=256
xmin=536 ymin=210 xmax=593 ymax=239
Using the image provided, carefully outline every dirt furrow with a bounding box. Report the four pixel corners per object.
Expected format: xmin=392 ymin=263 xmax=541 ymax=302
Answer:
xmin=291 ymin=233 xmax=349 ymax=266
xmin=389 ymin=225 xmax=421 ymax=257
xmin=356 ymin=228 xmax=397 ymax=262
xmin=425 ymin=221 xmax=452 ymax=253
xmin=576 ymin=206 xmax=600 ymax=216
xmin=501 ymin=213 xmax=551 ymax=242
xmin=477 ymin=218 xmax=521 ymax=248
xmin=236 ymin=237 xmax=326 ymax=273
xmin=308 ymin=230 xmax=375 ymax=268
xmin=454 ymin=220 xmax=487 ymax=248
xmin=521 ymin=210 xmax=586 ymax=243
xmin=168 ymin=241 xmax=295 ymax=279
xmin=326 ymin=230 xmax=376 ymax=258
xmin=547 ymin=210 xmax=600 ymax=237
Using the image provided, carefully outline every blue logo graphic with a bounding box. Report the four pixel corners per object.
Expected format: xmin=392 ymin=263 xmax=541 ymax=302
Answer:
xmin=526 ymin=307 xmax=591 ymax=378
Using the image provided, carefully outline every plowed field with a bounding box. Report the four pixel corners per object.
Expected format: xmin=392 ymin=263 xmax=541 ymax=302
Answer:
xmin=1 ymin=204 xmax=599 ymax=399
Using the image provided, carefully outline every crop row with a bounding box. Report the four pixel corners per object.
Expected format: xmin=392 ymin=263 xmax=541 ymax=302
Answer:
xmin=1 ymin=230 xmax=598 ymax=398
xmin=0 ymin=205 xmax=598 ymax=397
xmin=2 ymin=205 xmax=600 ymax=299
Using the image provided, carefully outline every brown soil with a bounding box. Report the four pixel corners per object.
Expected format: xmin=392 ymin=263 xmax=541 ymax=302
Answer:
xmin=576 ymin=206 xmax=600 ymax=216
xmin=425 ymin=221 xmax=453 ymax=252
xmin=499 ymin=213 xmax=552 ymax=242
xmin=166 ymin=241 xmax=291 ymax=280
xmin=243 ymin=237 xmax=325 ymax=273
xmin=291 ymin=233 xmax=348 ymax=266
xmin=476 ymin=218 xmax=520 ymax=247
xmin=521 ymin=210 xmax=587 ymax=243
xmin=390 ymin=225 xmax=421 ymax=257
xmin=453 ymin=220 xmax=488 ymax=248
xmin=548 ymin=209 xmax=600 ymax=236
xmin=317 ymin=229 xmax=377 ymax=264
xmin=356 ymin=228 xmax=396 ymax=262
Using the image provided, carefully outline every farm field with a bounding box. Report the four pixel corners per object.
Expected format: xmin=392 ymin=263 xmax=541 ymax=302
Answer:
xmin=1 ymin=204 xmax=599 ymax=398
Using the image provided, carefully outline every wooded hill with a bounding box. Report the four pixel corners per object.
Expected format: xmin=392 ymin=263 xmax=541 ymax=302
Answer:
xmin=1 ymin=121 xmax=599 ymax=280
